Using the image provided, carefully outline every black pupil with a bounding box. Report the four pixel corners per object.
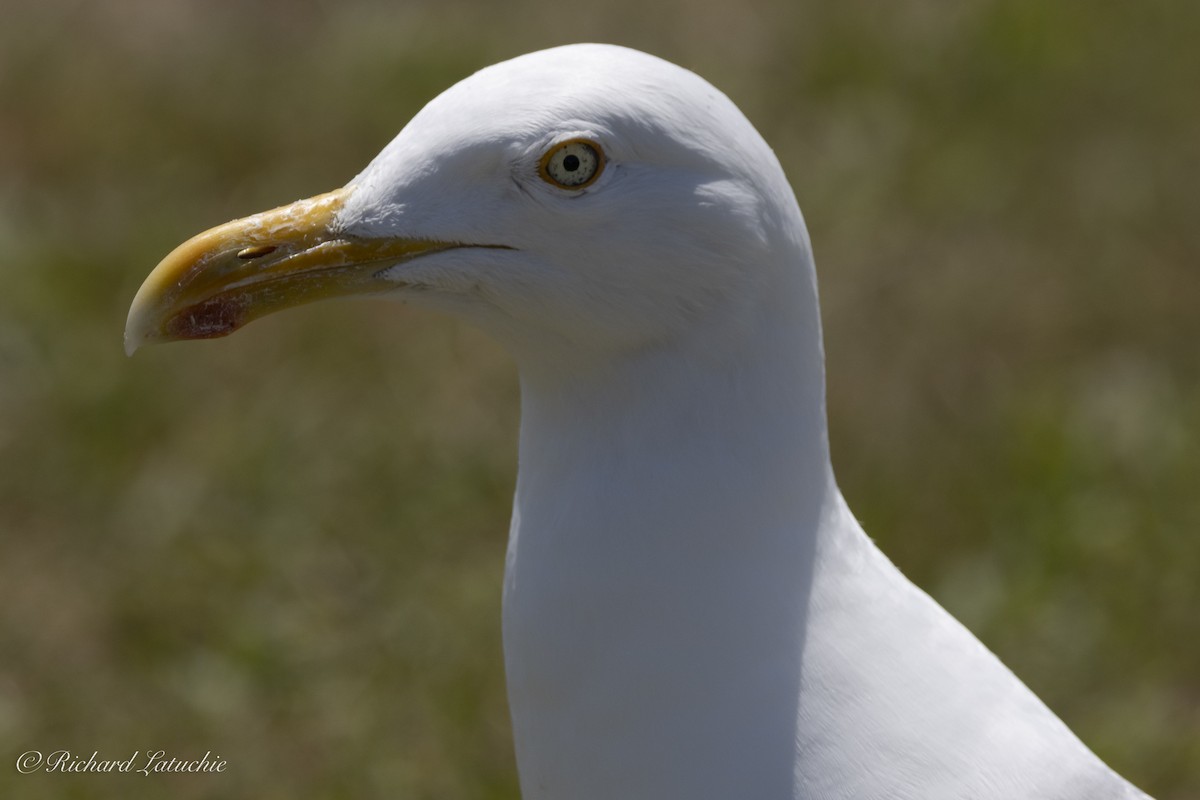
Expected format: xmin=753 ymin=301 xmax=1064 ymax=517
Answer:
xmin=562 ymin=154 xmax=581 ymax=172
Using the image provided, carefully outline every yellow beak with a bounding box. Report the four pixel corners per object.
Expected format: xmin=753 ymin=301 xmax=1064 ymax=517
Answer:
xmin=124 ymin=186 xmax=460 ymax=355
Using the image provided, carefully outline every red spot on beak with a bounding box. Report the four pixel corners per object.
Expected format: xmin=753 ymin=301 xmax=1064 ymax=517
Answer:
xmin=165 ymin=296 xmax=246 ymax=339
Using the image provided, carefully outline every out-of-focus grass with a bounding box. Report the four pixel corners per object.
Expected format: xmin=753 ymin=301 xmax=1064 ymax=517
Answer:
xmin=0 ymin=1 xmax=1196 ymax=798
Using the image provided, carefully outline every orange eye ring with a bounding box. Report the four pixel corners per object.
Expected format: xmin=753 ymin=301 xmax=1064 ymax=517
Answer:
xmin=539 ymin=139 xmax=605 ymax=190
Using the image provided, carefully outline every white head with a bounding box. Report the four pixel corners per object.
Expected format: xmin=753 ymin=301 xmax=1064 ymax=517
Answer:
xmin=126 ymin=44 xmax=816 ymax=370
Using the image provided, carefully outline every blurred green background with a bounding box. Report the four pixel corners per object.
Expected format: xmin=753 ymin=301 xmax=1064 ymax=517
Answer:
xmin=1 ymin=1 xmax=1196 ymax=797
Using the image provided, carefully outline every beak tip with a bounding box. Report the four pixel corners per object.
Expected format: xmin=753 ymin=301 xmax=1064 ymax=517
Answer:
xmin=124 ymin=298 xmax=156 ymax=356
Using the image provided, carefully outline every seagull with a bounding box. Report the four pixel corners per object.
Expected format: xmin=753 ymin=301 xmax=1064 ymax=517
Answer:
xmin=125 ymin=44 xmax=1153 ymax=800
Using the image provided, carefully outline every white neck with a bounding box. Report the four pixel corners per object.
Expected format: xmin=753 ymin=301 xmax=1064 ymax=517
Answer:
xmin=502 ymin=253 xmax=836 ymax=798
xmin=498 ymin=253 xmax=1138 ymax=800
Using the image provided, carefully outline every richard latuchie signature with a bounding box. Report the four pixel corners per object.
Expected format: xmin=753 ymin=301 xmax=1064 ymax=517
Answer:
xmin=16 ymin=749 xmax=227 ymax=776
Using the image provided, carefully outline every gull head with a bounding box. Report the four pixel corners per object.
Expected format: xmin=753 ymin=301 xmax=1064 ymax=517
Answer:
xmin=125 ymin=44 xmax=810 ymax=362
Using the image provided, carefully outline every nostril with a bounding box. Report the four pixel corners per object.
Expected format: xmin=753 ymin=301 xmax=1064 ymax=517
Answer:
xmin=237 ymin=245 xmax=277 ymax=260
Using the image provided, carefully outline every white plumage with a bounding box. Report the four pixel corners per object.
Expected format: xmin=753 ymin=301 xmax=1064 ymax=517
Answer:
xmin=128 ymin=43 xmax=1152 ymax=800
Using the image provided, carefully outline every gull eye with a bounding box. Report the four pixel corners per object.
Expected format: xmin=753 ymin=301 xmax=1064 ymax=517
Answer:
xmin=539 ymin=139 xmax=604 ymax=189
